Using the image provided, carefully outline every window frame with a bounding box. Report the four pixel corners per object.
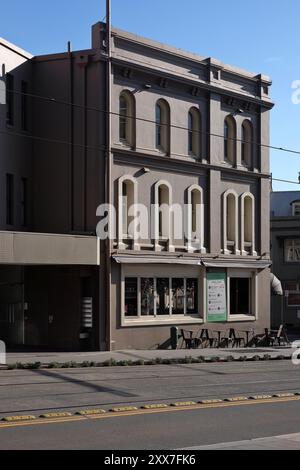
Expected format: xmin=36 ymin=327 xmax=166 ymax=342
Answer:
xmin=121 ymin=265 xmax=205 ymax=326
xmin=155 ymin=99 xmax=170 ymax=154
xmin=241 ymin=120 xmax=253 ymax=168
xmin=286 ymin=281 xmax=300 ymax=307
xmin=292 ymin=202 xmax=300 ymax=217
xmin=119 ymin=90 xmax=135 ymax=148
xmin=6 ymin=173 xmax=14 ymax=226
xmin=224 ymin=116 xmax=236 ymax=165
xmin=227 ymin=269 xmax=257 ymax=322
xmin=284 ymin=239 xmax=300 ymax=263
xmin=188 ymin=107 xmax=201 ymax=158
xmin=6 ymin=74 xmax=14 ymax=127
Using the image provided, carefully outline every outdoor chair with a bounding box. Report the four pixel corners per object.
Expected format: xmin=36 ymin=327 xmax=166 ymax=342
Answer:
xmin=268 ymin=325 xmax=290 ymax=347
xmin=180 ymin=329 xmax=196 ymax=349
xmin=195 ymin=329 xmax=215 ymax=348
xmin=220 ymin=328 xmax=244 ymax=348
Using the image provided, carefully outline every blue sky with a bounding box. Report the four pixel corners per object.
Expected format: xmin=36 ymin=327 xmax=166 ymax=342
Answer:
xmin=1 ymin=0 xmax=300 ymax=191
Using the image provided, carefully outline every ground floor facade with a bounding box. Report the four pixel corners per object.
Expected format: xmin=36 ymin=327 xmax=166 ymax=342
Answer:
xmin=108 ymin=255 xmax=271 ymax=350
xmin=0 ymin=231 xmax=271 ymax=351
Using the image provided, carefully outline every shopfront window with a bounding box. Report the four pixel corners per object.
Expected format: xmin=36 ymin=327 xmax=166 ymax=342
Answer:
xmin=124 ymin=276 xmax=199 ymax=318
xmin=171 ymin=278 xmax=185 ymax=315
xmin=186 ymin=278 xmax=198 ymax=314
xmin=156 ymin=278 xmax=170 ymax=315
xmin=230 ymin=277 xmax=251 ymax=316
xmin=125 ymin=278 xmax=138 ymax=316
xmin=141 ymin=278 xmax=155 ymax=316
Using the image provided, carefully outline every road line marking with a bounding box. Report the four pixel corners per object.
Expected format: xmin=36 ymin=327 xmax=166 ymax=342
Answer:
xmin=2 ymin=415 xmax=36 ymax=422
xmin=40 ymin=412 xmax=72 ymax=419
xmin=76 ymin=409 xmax=106 ymax=416
xmin=1 ymin=396 xmax=300 ymax=430
xmin=249 ymin=395 xmax=273 ymax=400
xmin=170 ymin=401 xmax=197 ymax=407
xmin=225 ymin=397 xmax=249 ymax=402
xmin=141 ymin=404 xmax=168 ymax=410
xmin=110 ymin=406 xmax=138 ymax=412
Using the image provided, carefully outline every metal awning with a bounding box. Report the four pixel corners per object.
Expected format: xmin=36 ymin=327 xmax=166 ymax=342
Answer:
xmin=201 ymin=260 xmax=272 ymax=269
xmin=113 ymin=255 xmax=272 ymax=269
xmin=270 ymin=273 xmax=283 ymax=296
xmin=113 ymin=255 xmax=202 ymax=265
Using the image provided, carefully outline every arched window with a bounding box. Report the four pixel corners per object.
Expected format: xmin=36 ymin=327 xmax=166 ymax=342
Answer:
xmin=155 ymin=99 xmax=170 ymax=154
xmin=188 ymin=108 xmax=201 ymax=157
xmin=186 ymin=185 xmax=205 ymax=253
xmin=241 ymin=193 xmax=256 ymax=255
xmin=224 ymin=116 xmax=236 ymax=165
xmin=223 ymin=190 xmax=239 ymax=255
xmin=241 ymin=120 xmax=253 ymax=167
xmin=118 ymin=176 xmax=138 ymax=250
xmin=154 ymin=181 xmax=173 ymax=251
xmin=119 ymin=91 xmax=135 ymax=147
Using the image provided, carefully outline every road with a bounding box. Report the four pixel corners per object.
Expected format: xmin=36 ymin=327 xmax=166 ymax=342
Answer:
xmin=0 ymin=361 xmax=300 ymax=449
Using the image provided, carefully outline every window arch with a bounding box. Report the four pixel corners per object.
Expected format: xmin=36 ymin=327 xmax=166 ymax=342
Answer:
xmin=119 ymin=91 xmax=135 ymax=147
xmin=241 ymin=193 xmax=256 ymax=255
xmin=186 ymin=185 xmax=205 ymax=253
xmin=224 ymin=116 xmax=236 ymax=165
xmin=223 ymin=190 xmax=239 ymax=255
xmin=118 ymin=175 xmax=138 ymax=250
xmin=188 ymin=108 xmax=201 ymax=157
xmin=241 ymin=120 xmax=253 ymax=167
xmin=154 ymin=180 xmax=174 ymax=251
xmin=155 ymin=99 xmax=170 ymax=154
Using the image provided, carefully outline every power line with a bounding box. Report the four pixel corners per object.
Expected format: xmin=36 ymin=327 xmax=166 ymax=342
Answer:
xmin=4 ymin=86 xmax=300 ymax=157
xmin=1 ymin=126 xmax=298 ymax=187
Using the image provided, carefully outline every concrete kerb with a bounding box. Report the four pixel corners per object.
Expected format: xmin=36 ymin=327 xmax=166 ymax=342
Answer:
xmin=2 ymin=348 xmax=293 ymax=370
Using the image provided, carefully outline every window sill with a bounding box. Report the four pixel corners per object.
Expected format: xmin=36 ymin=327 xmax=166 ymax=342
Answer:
xmin=122 ymin=315 xmax=204 ymax=327
xmin=227 ymin=315 xmax=256 ymax=322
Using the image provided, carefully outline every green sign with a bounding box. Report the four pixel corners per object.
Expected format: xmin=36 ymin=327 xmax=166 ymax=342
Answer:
xmin=206 ymin=273 xmax=227 ymax=323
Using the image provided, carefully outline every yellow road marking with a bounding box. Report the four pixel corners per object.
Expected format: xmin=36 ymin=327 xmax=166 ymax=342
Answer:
xmin=40 ymin=412 xmax=72 ymax=418
xmin=0 ymin=396 xmax=300 ymax=430
xmin=76 ymin=409 xmax=106 ymax=416
xmin=170 ymin=401 xmax=197 ymax=407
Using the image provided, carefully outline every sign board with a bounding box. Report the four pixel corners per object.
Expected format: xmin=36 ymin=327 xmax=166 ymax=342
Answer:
xmin=206 ymin=273 xmax=227 ymax=322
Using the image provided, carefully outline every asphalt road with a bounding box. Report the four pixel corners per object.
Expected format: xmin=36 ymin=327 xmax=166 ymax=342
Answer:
xmin=0 ymin=361 xmax=300 ymax=449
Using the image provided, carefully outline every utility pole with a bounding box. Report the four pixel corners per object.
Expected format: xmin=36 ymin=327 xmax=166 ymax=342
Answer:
xmin=105 ymin=0 xmax=112 ymax=351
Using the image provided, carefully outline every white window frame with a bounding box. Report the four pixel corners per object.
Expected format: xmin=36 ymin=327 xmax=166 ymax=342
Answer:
xmin=186 ymin=185 xmax=206 ymax=254
xmin=154 ymin=180 xmax=174 ymax=252
xmin=227 ymin=269 xmax=257 ymax=322
xmin=241 ymin=193 xmax=257 ymax=256
xmin=118 ymin=175 xmax=139 ymax=250
xmin=121 ymin=265 xmax=205 ymax=327
xmin=119 ymin=90 xmax=135 ymax=148
xmin=223 ymin=190 xmax=240 ymax=255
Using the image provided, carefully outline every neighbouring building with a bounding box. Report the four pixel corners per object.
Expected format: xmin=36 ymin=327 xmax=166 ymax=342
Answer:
xmin=0 ymin=22 xmax=274 ymax=351
xmin=271 ymin=191 xmax=300 ymax=329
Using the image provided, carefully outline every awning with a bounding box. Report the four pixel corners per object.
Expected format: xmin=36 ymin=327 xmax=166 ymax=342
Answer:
xmin=270 ymin=273 xmax=283 ymax=296
xmin=113 ymin=255 xmax=271 ymax=269
xmin=113 ymin=255 xmax=202 ymax=265
xmin=201 ymin=260 xmax=272 ymax=269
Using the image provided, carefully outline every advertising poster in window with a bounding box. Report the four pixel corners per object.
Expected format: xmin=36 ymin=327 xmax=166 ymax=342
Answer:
xmin=206 ymin=273 xmax=227 ymax=322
